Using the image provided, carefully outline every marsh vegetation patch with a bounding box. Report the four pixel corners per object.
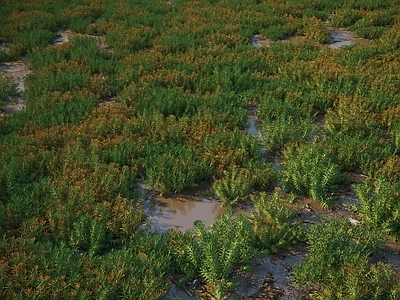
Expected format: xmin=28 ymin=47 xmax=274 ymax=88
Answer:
xmin=1 ymin=0 xmax=400 ymax=299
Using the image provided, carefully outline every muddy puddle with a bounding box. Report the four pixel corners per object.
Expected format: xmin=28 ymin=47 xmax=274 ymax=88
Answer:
xmin=327 ymin=28 xmax=370 ymax=49
xmin=0 ymin=59 xmax=30 ymax=115
xmin=247 ymin=105 xmax=268 ymax=160
xmin=251 ymin=28 xmax=369 ymax=49
xmin=251 ymin=35 xmax=272 ymax=48
xmin=247 ymin=105 xmax=282 ymax=170
xmin=230 ymin=248 xmax=308 ymax=300
xmin=251 ymin=35 xmax=300 ymax=48
xmin=53 ymin=28 xmax=71 ymax=45
xmin=140 ymin=181 xmax=229 ymax=233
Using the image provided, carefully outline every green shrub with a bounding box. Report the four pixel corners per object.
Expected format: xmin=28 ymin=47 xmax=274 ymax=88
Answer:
xmin=143 ymin=143 xmax=211 ymax=195
xmin=280 ymin=144 xmax=342 ymax=207
xmin=26 ymin=92 xmax=98 ymax=127
xmin=213 ymin=166 xmax=254 ymax=206
xmin=350 ymin=18 xmax=388 ymax=39
xmin=168 ymin=210 xmax=259 ymax=299
xmin=0 ymin=75 xmax=17 ymax=110
xmin=303 ymin=9 xmax=329 ymax=21
xmin=0 ymin=234 xmax=171 ymax=300
xmin=213 ymin=162 xmax=276 ymax=206
xmin=325 ymin=132 xmax=394 ymax=175
xmin=293 ymin=218 xmax=399 ymax=300
xmin=315 ymin=0 xmax=346 ymax=11
xmin=330 ymin=9 xmax=362 ymax=27
xmin=301 ymin=17 xmax=331 ymax=43
xmin=263 ymin=26 xmax=287 ymax=41
xmin=389 ymin=121 xmax=400 ymax=153
xmin=14 ymin=29 xmax=57 ymax=54
xmin=353 ymin=178 xmax=400 ymax=237
xmin=0 ymin=110 xmax=30 ymax=137
xmin=379 ymin=24 xmax=400 ymax=49
xmin=260 ymin=115 xmax=315 ymax=151
xmin=348 ymin=0 xmax=391 ymax=10
xmin=252 ymin=188 xmax=304 ymax=252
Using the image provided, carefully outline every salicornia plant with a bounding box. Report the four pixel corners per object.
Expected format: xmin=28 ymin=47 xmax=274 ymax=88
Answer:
xmin=168 ymin=210 xmax=259 ymax=300
xmin=252 ymin=188 xmax=304 ymax=252
xmin=280 ymin=143 xmax=342 ymax=208
xmin=353 ymin=178 xmax=400 ymax=237
xmin=293 ymin=218 xmax=400 ymax=299
xmin=0 ymin=75 xmax=17 ymax=110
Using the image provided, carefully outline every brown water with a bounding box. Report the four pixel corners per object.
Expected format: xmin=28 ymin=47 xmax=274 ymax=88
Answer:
xmin=140 ymin=182 xmax=226 ymax=233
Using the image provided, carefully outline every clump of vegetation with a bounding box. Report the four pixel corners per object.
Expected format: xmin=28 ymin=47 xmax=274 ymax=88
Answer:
xmin=293 ymin=219 xmax=400 ymax=299
xmin=168 ymin=210 xmax=259 ymax=299
xmin=280 ymin=144 xmax=342 ymax=208
xmin=0 ymin=75 xmax=17 ymax=110
xmin=260 ymin=115 xmax=315 ymax=151
xmin=213 ymin=162 xmax=276 ymax=206
xmin=263 ymin=26 xmax=288 ymax=41
xmin=1 ymin=0 xmax=400 ymax=298
xmin=301 ymin=16 xmax=331 ymax=43
xmin=331 ymin=9 xmax=363 ymax=27
xmin=353 ymin=178 xmax=400 ymax=237
xmin=252 ymin=188 xmax=305 ymax=252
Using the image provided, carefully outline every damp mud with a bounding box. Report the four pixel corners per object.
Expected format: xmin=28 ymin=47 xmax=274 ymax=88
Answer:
xmin=230 ymin=247 xmax=308 ymax=300
xmin=165 ymin=247 xmax=309 ymax=300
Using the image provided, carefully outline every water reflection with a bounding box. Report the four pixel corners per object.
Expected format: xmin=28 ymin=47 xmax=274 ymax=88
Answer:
xmin=0 ymin=60 xmax=29 ymax=115
xmin=247 ymin=117 xmax=259 ymax=137
xmin=247 ymin=106 xmax=268 ymax=161
xmin=250 ymin=35 xmax=271 ymax=48
xmin=250 ymin=29 xmax=370 ymax=50
xmin=53 ymin=29 xmax=70 ymax=45
xmin=141 ymin=182 xmax=226 ymax=233
xmin=328 ymin=28 xmax=370 ymax=49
